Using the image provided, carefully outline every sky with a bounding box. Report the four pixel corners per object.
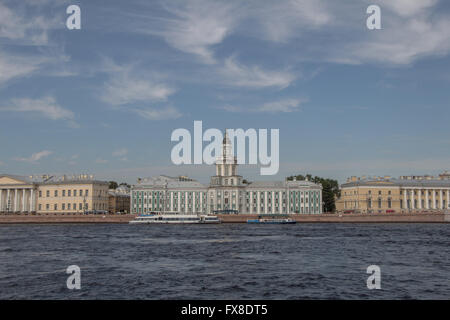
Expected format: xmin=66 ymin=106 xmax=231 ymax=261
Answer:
xmin=0 ymin=0 xmax=449 ymax=184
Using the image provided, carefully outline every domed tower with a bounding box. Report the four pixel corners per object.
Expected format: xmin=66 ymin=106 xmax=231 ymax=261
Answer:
xmin=215 ymin=130 xmax=237 ymax=177
xmin=208 ymin=129 xmax=245 ymax=213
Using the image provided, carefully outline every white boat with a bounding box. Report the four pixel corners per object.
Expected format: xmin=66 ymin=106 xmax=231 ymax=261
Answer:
xmin=129 ymin=212 xmax=221 ymax=224
xmin=247 ymin=218 xmax=296 ymax=224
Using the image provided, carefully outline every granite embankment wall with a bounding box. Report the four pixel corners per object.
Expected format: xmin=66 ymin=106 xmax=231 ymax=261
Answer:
xmin=217 ymin=213 xmax=450 ymax=223
xmin=0 ymin=212 xmax=448 ymax=224
xmin=0 ymin=213 xmax=136 ymax=224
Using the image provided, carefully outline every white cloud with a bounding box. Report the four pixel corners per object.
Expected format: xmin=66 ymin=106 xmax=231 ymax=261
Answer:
xmin=220 ymin=57 xmax=296 ymax=89
xmin=252 ymin=0 xmax=331 ymax=43
xmin=0 ymin=2 xmax=59 ymax=45
xmin=100 ymin=60 xmax=175 ymax=103
xmin=0 ymin=2 xmax=74 ymax=87
xmin=96 ymin=158 xmax=108 ymax=164
xmin=153 ymin=0 xmax=239 ymax=64
xmin=15 ymin=150 xmax=53 ymax=163
xmin=220 ymin=98 xmax=304 ymax=113
xmin=0 ymin=53 xmax=43 ymax=85
xmin=112 ymin=148 xmax=129 ymax=160
xmin=344 ymin=16 xmax=450 ymax=65
xmin=112 ymin=148 xmax=128 ymax=157
xmin=102 ymin=73 xmax=175 ymax=106
xmin=0 ymin=96 xmax=76 ymax=123
xmin=246 ymin=0 xmax=450 ymax=66
xmin=132 ymin=106 xmax=182 ymax=120
xmin=378 ymin=0 xmax=438 ymax=17
xmin=100 ymin=60 xmax=182 ymax=120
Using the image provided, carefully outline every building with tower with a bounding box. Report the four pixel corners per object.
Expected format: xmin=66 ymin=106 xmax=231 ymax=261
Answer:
xmin=131 ymin=131 xmax=323 ymax=215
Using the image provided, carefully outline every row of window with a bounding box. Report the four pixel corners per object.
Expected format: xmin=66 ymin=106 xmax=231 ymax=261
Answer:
xmin=400 ymin=190 xmax=446 ymax=196
xmin=38 ymin=202 xmax=108 ymax=211
xmin=39 ymin=203 xmax=86 ymax=211
xmin=39 ymin=189 xmax=90 ymax=198
xmin=346 ymin=190 xmax=448 ymax=196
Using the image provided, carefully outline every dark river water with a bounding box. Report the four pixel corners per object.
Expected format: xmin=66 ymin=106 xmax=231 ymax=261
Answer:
xmin=0 ymin=223 xmax=448 ymax=299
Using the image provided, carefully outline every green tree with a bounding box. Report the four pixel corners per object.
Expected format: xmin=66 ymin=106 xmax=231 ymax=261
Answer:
xmin=109 ymin=181 xmax=118 ymax=189
xmin=286 ymin=174 xmax=341 ymax=213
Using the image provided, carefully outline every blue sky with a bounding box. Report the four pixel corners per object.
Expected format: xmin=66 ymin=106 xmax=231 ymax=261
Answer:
xmin=0 ymin=0 xmax=449 ymax=184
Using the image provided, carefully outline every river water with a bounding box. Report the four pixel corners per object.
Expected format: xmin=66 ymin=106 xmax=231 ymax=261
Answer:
xmin=0 ymin=223 xmax=448 ymax=299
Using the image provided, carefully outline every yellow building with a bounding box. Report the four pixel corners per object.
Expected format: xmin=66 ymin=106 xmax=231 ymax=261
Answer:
xmin=336 ymin=173 xmax=450 ymax=214
xmin=0 ymin=174 xmax=109 ymax=214
xmin=108 ymin=186 xmax=130 ymax=214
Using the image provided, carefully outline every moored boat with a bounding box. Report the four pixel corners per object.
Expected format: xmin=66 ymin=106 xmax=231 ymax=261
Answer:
xmin=129 ymin=212 xmax=220 ymax=224
xmin=247 ymin=217 xmax=296 ymax=224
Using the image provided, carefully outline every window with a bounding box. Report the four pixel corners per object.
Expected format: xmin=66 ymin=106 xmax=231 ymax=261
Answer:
xmin=79 ymin=203 xmax=82 ymax=210
xmin=68 ymin=203 xmax=71 ymax=210
xmin=38 ymin=204 xmax=42 ymax=210
xmin=54 ymin=204 xmax=57 ymax=211
xmin=46 ymin=204 xmax=49 ymax=210
xmin=74 ymin=190 xmax=77 ymax=197
xmin=68 ymin=190 xmax=71 ymax=197
xmin=39 ymin=191 xmax=42 ymax=197
xmin=62 ymin=190 xmax=66 ymax=197
xmin=46 ymin=190 xmax=50 ymax=197
xmin=62 ymin=203 xmax=65 ymax=210
xmin=54 ymin=190 xmax=58 ymax=197
xmin=79 ymin=190 xmax=83 ymax=197
xmin=85 ymin=190 xmax=89 ymax=196
xmin=388 ymin=198 xmax=392 ymax=208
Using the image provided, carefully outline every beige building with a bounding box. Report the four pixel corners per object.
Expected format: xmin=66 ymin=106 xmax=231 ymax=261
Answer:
xmin=336 ymin=173 xmax=450 ymax=214
xmin=0 ymin=174 xmax=108 ymax=214
xmin=108 ymin=185 xmax=130 ymax=214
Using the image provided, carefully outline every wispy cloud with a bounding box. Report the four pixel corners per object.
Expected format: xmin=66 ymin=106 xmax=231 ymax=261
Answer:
xmin=220 ymin=57 xmax=296 ymax=89
xmin=100 ymin=60 xmax=182 ymax=120
xmin=0 ymin=54 xmax=42 ymax=85
xmin=0 ymin=2 xmax=72 ymax=86
xmin=151 ymin=0 xmax=239 ymax=64
xmin=252 ymin=0 xmax=331 ymax=43
xmin=15 ymin=150 xmax=52 ymax=163
xmin=132 ymin=106 xmax=182 ymax=120
xmin=0 ymin=1 xmax=60 ymax=45
xmin=101 ymin=68 xmax=175 ymax=106
xmin=220 ymin=98 xmax=305 ymax=113
xmin=95 ymin=158 xmax=108 ymax=164
xmin=112 ymin=148 xmax=128 ymax=161
xmin=0 ymin=96 xmax=77 ymax=126
xmin=112 ymin=148 xmax=128 ymax=157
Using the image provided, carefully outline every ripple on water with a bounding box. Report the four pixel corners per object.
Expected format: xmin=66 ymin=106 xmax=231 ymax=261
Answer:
xmin=0 ymin=223 xmax=449 ymax=299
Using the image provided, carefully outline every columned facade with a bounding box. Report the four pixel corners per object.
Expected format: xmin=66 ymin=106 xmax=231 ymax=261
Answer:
xmin=0 ymin=175 xmax=37 ymax=213
xmin=337 ymin=175 xmax=450 ymax=213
